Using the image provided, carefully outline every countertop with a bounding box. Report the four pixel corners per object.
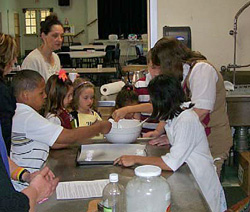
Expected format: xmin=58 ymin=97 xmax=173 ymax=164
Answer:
xmin=36 ymin=139 xmax=210 ymax=212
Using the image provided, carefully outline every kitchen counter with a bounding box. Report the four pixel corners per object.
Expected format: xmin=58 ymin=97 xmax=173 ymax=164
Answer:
xmin=36 ymin=139 xmax=210 ymax=212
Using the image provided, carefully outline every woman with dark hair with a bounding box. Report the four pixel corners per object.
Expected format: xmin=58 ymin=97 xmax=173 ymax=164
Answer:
xmin=150 ymin=37 xmax=232 ymax=176
xmin=113 ymin=37 xmax=232 ymax=176
xmin=114 ymin=74 xmax=227 ymax=212
xmin=22 ymin=13 xmax=63 ymax=81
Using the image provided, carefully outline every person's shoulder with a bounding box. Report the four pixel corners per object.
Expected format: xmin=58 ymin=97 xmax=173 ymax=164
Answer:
xmin=25 ymin=49 xmax=40 ymax=59
xmin=193 ymin=61 xmax=216 ymax=71
xmin=22 ymin=49 xmax=41 ymax=65
xmin=177 ymin=109 xmax=199 ymax=123
xmin=135 ymin=76 xmax=147 ymax=88
xmin=92 ymin=110 xmax=102 ymax=120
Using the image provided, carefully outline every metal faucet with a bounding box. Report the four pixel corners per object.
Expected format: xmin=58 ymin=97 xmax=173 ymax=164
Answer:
xmin=221 ymin=1 xmax=250 ymax=85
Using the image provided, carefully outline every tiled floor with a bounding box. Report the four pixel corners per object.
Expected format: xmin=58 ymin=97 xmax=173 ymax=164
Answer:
xmin=222 ymin=164 xmax=247 ymax=208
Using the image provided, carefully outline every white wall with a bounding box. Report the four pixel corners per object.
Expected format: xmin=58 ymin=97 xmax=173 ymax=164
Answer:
xmin=86 ymin=0 xmax=98 ymax=44
xmin=0 ymin=0 xmax=18 ymax=35
xmin=157 ymin=0 xmax=250 ymax=70
xmin=17 ymin=0 xmax=88 ymax=55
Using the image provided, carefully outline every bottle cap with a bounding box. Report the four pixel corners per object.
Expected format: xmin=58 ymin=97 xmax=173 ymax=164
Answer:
xmin=109 ymin=173 xmax=118 ymax=182
xmin=135 ymin=165 xmax=161 ymax=177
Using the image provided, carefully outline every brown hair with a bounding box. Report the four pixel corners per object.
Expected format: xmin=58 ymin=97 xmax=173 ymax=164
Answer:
xmin=146 ymin=48 xmax=152 ymax=64
xmin=45 ymin=74 xmax=73 ymax=116
xmin=72 ymin=78 xmax=95 ymax=110
xmin=151 ymin=37 xmax=206 ymax=81
xmin=115 ymin=84 xmax=138 ymax=109
xmin=40 ymin=13 xmax=63 ymax=35
xmin=0 ymin=33 xmax=18 ymax=78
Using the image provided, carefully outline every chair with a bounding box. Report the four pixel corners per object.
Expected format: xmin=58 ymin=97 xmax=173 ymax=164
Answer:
xmin=82 ymin=48 xmax=95 ymax=51
xmin=60 ymin=46 xmax=70 ymax=52
xmin=113 ymin=44 xmax=122 ymax=78
xmin=93 ymin=42 xmax=104 ymax=45
xmin=126 ymin=44 xmax=147 ymax=65
xmin=103 ymin=50 xmax=114 ymax=67
xmin=71 ymin=42 xmax=81 ymax=46
xmin=105 ymin=45 xmax=115 ymax=52
xmin=57 ymin=53 xmax=73 ymax=68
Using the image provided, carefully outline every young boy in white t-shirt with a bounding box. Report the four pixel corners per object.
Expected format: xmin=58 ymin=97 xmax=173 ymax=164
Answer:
xmin=10 ymin=70 xmax=111 ymax=191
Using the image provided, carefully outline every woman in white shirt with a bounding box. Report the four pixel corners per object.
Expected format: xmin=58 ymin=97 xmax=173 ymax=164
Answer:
xmin=22 ymin=14 xmax=63 ymax=81
xmin=113 ymin=37 xmax=232 ymax=177
xmin=114 ymin=74 xmax=227 ymax=212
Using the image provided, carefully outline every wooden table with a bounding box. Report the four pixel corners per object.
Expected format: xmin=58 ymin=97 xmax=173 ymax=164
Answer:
xmin=122 ymin=65 xmax=147 ymax=72
xmin=64 ymin=67 xmax=116 ymax=74
xmin=36 ymin=139 xmax=210 ymax=212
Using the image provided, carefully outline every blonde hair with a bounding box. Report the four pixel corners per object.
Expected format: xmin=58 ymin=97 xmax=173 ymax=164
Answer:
xmin=72 ymin=78 xmax=95 ymax=110
xmin=0 ymin=33 xmax=18 ymax=78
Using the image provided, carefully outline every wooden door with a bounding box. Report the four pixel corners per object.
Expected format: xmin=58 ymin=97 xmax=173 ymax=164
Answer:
xmin=14 ymin=13 xmax=21 ymax=58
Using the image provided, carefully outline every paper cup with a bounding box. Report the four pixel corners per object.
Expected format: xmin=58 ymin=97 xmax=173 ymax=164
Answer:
xmin=97 ymin=64 xmax=102 ymax=70
xmin=68 ymin=73 xmax=77 ymax=82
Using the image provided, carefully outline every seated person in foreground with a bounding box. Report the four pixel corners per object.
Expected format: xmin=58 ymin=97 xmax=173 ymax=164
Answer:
xmin=0 ymin=123 xmax=58 ymax=212
xmin=114 ymin=74 xmax=227 ymax=212
xmin=10 ymin=70 xmax=111 ymax=191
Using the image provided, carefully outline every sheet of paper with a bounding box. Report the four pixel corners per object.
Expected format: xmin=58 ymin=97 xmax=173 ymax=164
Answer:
xmin=56 ymin=179 xmax=109 ymax=200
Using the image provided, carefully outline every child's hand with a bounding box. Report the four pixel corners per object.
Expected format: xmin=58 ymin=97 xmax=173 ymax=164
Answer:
xmin=114 ymin=155 xmax=136 ymax=167
xmin=143 ymin=130 xmax=160 ymax=138
xmin=148 ymin=135 xmax=170 ymax=146
xmin=112 ymin=107 xmax=129 ymax=122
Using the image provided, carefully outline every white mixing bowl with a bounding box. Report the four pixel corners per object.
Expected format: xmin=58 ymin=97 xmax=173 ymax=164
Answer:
xmin=105 ymin=119 xmax=142 ymax=144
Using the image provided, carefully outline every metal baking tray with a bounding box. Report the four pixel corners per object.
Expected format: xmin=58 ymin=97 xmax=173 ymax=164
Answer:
xmin=76 ymin=143 xmax=146 ymax=166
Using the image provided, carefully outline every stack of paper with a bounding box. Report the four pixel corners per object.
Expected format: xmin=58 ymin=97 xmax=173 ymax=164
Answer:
xmin=56 ymin=179 xmax=109 ymax=200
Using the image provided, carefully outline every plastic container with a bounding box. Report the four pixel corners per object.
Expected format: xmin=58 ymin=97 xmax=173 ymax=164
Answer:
xmin=126 ymin=165 xmax=171 ymax=212
xmin=102 ymin=173 xmax=125 ymax=212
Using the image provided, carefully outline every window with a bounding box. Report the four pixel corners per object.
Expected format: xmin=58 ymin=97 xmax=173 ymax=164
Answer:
xmin=24 ymin=9 xmax=51 ymax=35
xmin=25 ymin=10 xmax=36 ymax=34
xmin=40 ymin=10 xmax=50 ymax=21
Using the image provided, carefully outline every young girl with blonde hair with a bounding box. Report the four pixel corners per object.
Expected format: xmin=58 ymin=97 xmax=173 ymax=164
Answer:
xmin=71 ymin=79 xmax=102 ymax=138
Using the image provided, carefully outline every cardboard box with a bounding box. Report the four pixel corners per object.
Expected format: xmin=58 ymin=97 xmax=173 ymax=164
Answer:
xmin=238 ymin=151 xmax=250 ymax=195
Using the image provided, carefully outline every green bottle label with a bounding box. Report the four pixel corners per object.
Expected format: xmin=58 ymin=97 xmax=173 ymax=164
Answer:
xmin=103 ymin=206 xmax=112 ymax=212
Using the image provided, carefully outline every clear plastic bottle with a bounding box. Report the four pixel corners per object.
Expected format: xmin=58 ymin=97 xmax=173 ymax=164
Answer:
xmin=102 ymin=173 xmax=125 ymax=212
xmin=126 ymin=165 xmax=171 ymax=212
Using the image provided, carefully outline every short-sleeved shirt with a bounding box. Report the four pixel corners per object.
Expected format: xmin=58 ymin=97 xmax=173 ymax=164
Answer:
xmin=21 ymin=48 xmax=61 ymax=81
xmin=46 ymin=109 xmax=73 ymax=129
xmin=161 ymin=109 xmax=226 ymax=212
xmin=134 ymin=73 xmax=159 ymax=133
xmin=11 ymin=103 xmax=63 ymax=191
xmin=186 ymin=62 xmax=218 ymax=111
xmin=71 ymin=110 xmax=103 ymax=139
